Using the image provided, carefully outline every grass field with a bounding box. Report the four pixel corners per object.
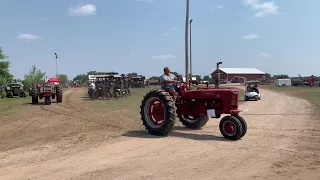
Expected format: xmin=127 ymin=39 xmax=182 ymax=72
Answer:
xmin=0 ymin=97 xmax=30 ymax=116
xmin=91 ymin=85 xmax=245 ymax=110
xmin=261 ymin=85 xmax=320 ymax=114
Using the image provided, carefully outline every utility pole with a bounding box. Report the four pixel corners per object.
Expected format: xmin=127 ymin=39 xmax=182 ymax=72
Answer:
xmin=185 ymin=0 xmax=190 ymax=86
xmin=189 ymin=18 xmax=193 ymax=82
xmin=54 ymin=53 xmax=58 ymax=77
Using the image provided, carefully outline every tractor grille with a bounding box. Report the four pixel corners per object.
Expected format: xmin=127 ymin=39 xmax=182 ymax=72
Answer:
xmin=13 ymin=87 xmax=20 ymax=94
xmin=44 ymin=86 xmax=52 ymax=91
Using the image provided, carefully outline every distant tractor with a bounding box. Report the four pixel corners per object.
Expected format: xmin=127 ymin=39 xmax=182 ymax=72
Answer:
xmin=31 ymin=77 xmax=63 ymax=105
xmin=5 ymin=82 xmax=26 ymax=98
xmin=131 ymin=76 xmax=146 ymax=88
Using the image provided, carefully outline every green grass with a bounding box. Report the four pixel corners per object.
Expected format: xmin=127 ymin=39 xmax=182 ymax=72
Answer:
xmin=261 ymin=85 xmax=320 ymax=113
xmin=0 ymin=96 xmax=30 ymax=116
xmin=92 ymin=85 xmax=245 ymax=110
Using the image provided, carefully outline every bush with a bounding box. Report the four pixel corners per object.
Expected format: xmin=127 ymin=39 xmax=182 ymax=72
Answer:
xmin=0 ymin=92 xmax=5 ymax=99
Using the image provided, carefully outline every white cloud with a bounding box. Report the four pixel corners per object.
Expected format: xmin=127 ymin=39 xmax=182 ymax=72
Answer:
xmin=16 ymin=33 xmax=39 ymax=41
xmin=164 ymin=27 xmax=178 ymax=36
xmin=68 ymin=4 xmax=96 ymax=16
xmin=136 ymin=0 xmax=154 ymax=3
xmin=152 ymin=54 xmax=176 ymax=60
xmin=258 ymin=52 xmax=270 ymax=58
xmin=216 ymin=4 xmax=224 ymax=9
xmin=243 ymin=0 xmax=280 ymax=17
xmin=241 ymin=34 xmax=260 ymax=40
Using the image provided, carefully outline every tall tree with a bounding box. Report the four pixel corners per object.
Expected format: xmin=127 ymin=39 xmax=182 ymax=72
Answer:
xmin=57 ymin=74 xmax=69 ymax=84
xmin=149 ymin=76 xmax=160 ymax=80
xmin=202 ymin=75 xmax=210 ymax=81
xmin=274 ymin=74 xmax=289 ymax=79
xmin=23 ymin=65 xmax=46 ymax=89
xmin=73 ymin=73 xmax=88 ymax=84
xmin=0 ymin=47 xmax=14 ymax=85
xmin=127 ymin=72 xmax=138 ymax=77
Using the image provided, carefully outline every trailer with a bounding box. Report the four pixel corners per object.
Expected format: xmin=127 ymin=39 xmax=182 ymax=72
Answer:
xmin=275 ymin=79 xmax=292 ymax=87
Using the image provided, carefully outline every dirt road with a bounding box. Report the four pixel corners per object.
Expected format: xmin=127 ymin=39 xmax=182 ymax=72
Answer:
xmin=0 ymin=88 xmax=319 ymax=180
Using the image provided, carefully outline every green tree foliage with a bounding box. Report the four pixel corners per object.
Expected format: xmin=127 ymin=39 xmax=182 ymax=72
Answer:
xmin=202 ymin=75 xmax=210 ymax=81
xmin=73 ymin=73 xmax=88 ymax=84
xmin=23 ymin=65 xmax=46 ymax=89
xmin=0 ymin=47 xmax=14 ymax=85
xmin=127 ymin=72 xmax=138 ymax=77
xmin=87 ymin=71 xmax=118 ymax=75
xmin=274 ymin=74 xmax=289 ymax=79
xmin=57 ymin=74 xmax=69 ymax=84
xmin=149 ymin=76 xmax=160 ymax=80
xmin=265 ymin=73 xmax=271 ymax=79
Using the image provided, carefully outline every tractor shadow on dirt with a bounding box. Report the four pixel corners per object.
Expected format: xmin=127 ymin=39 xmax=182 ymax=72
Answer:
xmin=242 ymin=113 xmax=314 ymax=116
xmin=122 ymin=129 xmax=228 ymax=141
xmin=23 ymin=102 xmax=58 ymax=106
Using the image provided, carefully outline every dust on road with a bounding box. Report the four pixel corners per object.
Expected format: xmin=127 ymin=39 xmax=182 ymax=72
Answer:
xmin=0 ymin=88 xmax=319 ymax=180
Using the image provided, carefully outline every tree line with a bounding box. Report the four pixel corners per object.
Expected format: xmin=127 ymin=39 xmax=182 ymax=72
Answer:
xmin=0 ymin=47 xmax=69 ymax=90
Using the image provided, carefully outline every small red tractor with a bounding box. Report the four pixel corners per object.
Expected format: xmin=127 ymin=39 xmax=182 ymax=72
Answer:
xmin=140 ymin=62 xmax=247 ymax=140
xmin=31 ymin=77 xmax=63 ymax=105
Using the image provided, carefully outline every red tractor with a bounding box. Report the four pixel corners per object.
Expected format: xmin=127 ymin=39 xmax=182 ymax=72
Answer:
xmin=140 ymin=62 xmax=247 ymax=140
xmin=31 ymin=77 xmax=63 ymax=105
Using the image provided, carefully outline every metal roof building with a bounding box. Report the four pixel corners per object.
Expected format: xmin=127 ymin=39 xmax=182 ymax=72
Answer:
xmin=211 ymin=68 xmax=266 ymax=83
xmin=218 ymin=68 xmax=266 ymax=74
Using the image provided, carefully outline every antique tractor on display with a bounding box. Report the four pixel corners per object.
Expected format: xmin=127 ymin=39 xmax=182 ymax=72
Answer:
xmin=5 ymin=82 xmax=27 ymax=98
xmin=140 ymin=62 xmax=247 ymax=140
xmin=31 ymin=77 xmax=63 ymax=105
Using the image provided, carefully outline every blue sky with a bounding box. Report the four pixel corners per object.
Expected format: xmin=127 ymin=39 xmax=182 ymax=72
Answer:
xmin=0 ymin=0 xmax=319 ymax=79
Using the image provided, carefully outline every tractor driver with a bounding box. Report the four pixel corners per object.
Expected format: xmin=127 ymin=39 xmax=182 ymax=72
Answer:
xmin=160 ymin=67 xmax=180 ymax=93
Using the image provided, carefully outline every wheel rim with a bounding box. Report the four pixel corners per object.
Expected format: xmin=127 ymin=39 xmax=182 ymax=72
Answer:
xmin=222 ymin=120 xmax=237 ymax=136
xmin=144 ymin=97 xmax=165 ymax=128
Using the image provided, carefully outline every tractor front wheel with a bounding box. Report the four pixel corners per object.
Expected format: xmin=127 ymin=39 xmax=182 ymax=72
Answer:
xmin=179 ymin=115 xmax=209 ymax=129
xmin=219 ymin=115 xmax=243 ymax=140
xmin=44 ymin=96 xmax=51 ymax=105
xmin=232 ymin=115 xmax=247 ymax=138
xmin=20 ymin=91 xmax=26 ymax=97
xmin=6 ymin=92 xmax=13 ymax=98
xmin=140 ymin=89 xmax=177 ymax=136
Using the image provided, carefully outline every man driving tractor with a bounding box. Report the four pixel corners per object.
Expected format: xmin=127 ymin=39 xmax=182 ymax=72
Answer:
xmin=160 ymin=67 xmax=180 ymax=93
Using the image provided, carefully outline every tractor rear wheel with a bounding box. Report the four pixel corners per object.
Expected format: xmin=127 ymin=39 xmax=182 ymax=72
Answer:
xmin=219 ymin=115 xmax=243 ymax=140
xmin=140 ymin=89 xmax=177 ymax=136
xmin=179 ymin=115 xmax=209 ymax=129
xmin=233 ymin=115 xmax=247 ymax=138
xmin=56 ymin=85 xmax=63 ymax=103
xmin=113 ymin=91 xmax=120 ymax=100
xmin=31 ymin=86 xmax=38 ymax=104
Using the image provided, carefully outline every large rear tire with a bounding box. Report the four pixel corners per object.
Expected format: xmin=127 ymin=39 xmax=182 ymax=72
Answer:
xmin=179 ymin=115 xmax=209 ymax=129
xmin=219 ymin=115 xmax=243 ymax=140
xmin=56 ymin=85 xmax=63 ymax=103
xmin=140 ymin=89 xmax=177 ymax=136
xmin=31 ymin=85 xmax=38 ymax=104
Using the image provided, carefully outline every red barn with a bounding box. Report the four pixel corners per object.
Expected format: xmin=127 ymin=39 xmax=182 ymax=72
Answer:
xmin=211 ymin=68 xmax=266 ymax=83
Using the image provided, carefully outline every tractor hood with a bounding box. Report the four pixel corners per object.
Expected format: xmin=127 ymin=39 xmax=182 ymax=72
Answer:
xmin=183 ymin=88 xmax=239 ymax=99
